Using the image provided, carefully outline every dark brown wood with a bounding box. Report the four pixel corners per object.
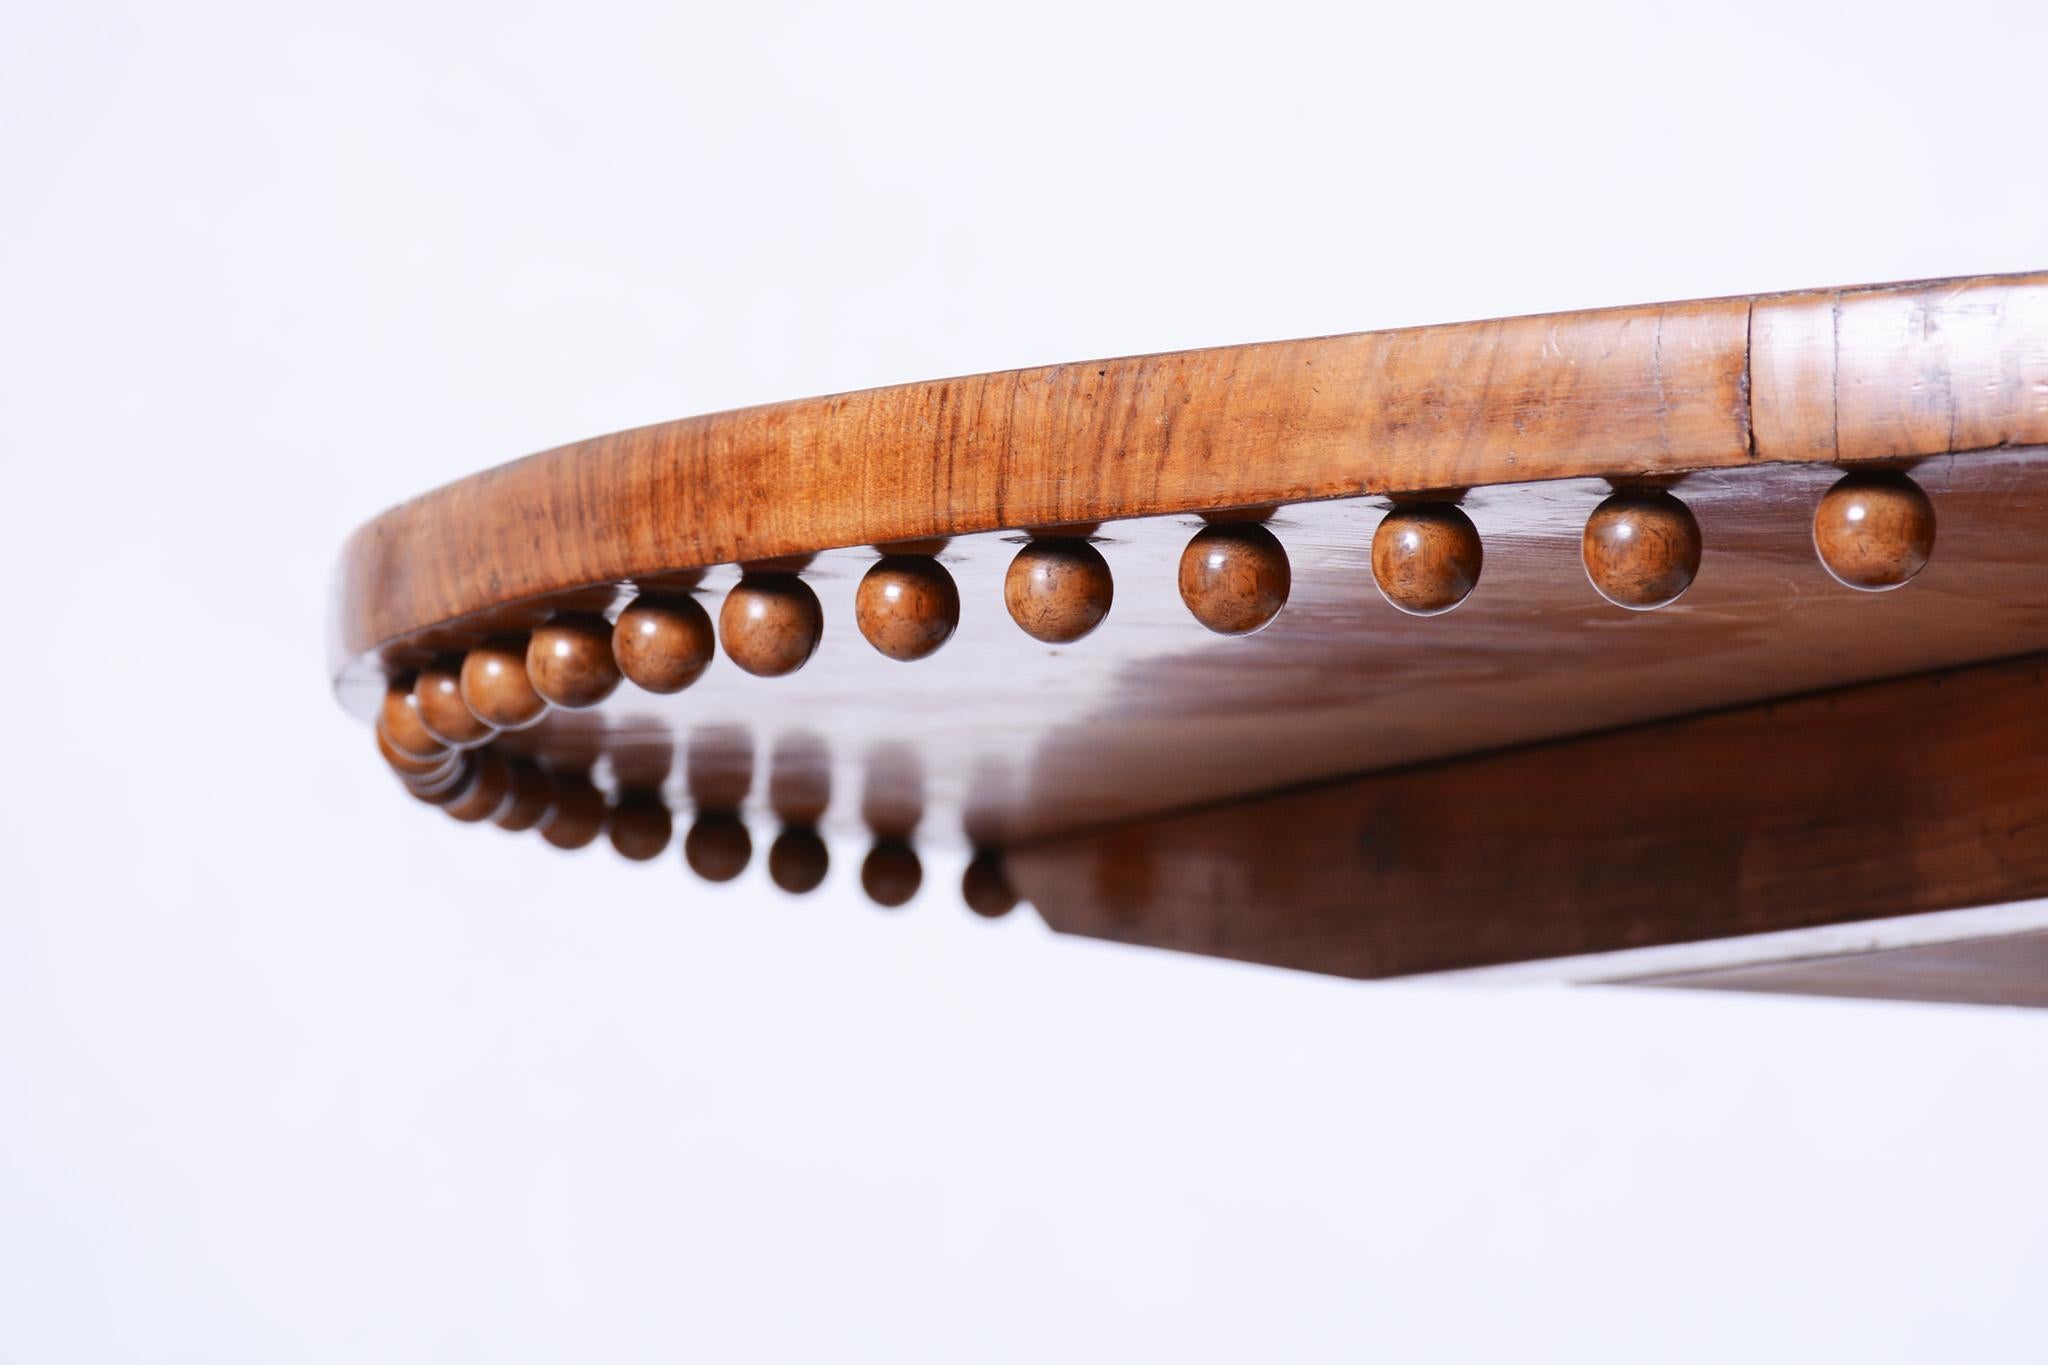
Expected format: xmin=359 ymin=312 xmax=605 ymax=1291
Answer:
xmin=684 ymin=811 xmax=753 ymax=881
xmin=1009 ymin=654 xmax=2048 ymax=980
xmin=494 ymin=763 xmax=553 ymax=832
xmin=403 ymin=751 xmax=473 ymax=805
xmin=1371 ymin=502 xmax=1481 ymax=616
xmin=527 ymin=615 xmax=623 ymax=709
xmin=1629 ymin=930 xmax=2048 ymax=1007
xmin=1178 ymin=523 xmax=1291 ymax=636
xmin=539 ymin=773 xmax=607 ymax=850
xmin=767 ymin=825 xmax=830 ymax=894
xmin=1581 ymin=489 xmax=1702 ymax=610
xmin=443 ymin=749 xmax=512 ymax=824
xmin=607 ymin=793 xmax=674 ymax=862
xmin=961 ymin=850 xmax=1018 ymax=919
xmin=855 ymin=556 xmax=960 ymax=661
xmin=414 ymin=662 xmax=496 ymax=748
xmin=614 ymin=595 xmax=716 ymax=693
xmin=1004 ymin=539 xmax=1113 ymax=643
xmin=1813 ymin=470 xmax=1936 ymax=591
xmin=861 ymin=840 xmax=922 ymax=908
xmin=718 ymin=575 xmax=824 ymax=678
xmin=460 ymin=639 xmax=550 ymax=730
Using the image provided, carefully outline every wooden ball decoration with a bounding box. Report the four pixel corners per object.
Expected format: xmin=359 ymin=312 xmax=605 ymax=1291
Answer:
xmin=404 ymin=752 xmax=474 ymax=806
xmin=460 ymin=640 xmax=549 ymax=730
xmin=1814 ymin=470 xmax=1936 ymax=591
xmin=768 ymin=825 xmax=830 ymax=895
xmin=719 ymin=575 xmax=824 ymax=678
xmin=444 ymin=748 xmax=513 ymax=823
xmin=860 ymin=839 xmax=923 ymax=908
xmin=1582 ymin=490 xmax=1703 ymax=610
xmin=855 ymin=556 xmax=960 ymax=661
xmin=1178 ymin=523 xmax=1291 ymax=636
xmin=614 ymin=594 xmax=716 ymax=693
xmin=378 ymin=723 xmax=457 ymax=780
xmin=1372 ymin=503 xmax=1483 ymax=616
xmin=526 ymin=614 xmax=623 ymax=708
xmin=607 ymin=793 xmax=674 ymax=862
xmin=380 ymin=681 xmax=448 ymax=761
xmin=1004 ymin=539 xmax=1113 ymax=644
xmin=494 ymin=763 xmax=553 ymax=832
xmin=414 ymin=662 xmax=496 ymax=748
xmin=539 ymin=774 xmax=607 ymax=850
xmin=961 ymin=850 xmax=1018 ymax=919
xmin=685 ymin=811 xmax=753 ymax=881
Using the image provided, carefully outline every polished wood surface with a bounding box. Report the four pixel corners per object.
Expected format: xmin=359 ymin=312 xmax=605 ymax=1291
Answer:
xmin=414 ymin=663 xmax=496 ymax=749
xmin=718 ymin=575 xmax=824 ymax=677
xmin=1010 ymin=654 xmax=2048 ymax=979
xmin=1370 ymin=502 xmax=1482 ymax=616
xmin=356 ymin=448 xmax=2048 ymax=853
xmin=334 ymin=272 xmax=2048 ymax=994
xmin=1581 ymin=489 xmax=1702 ymax=610
xmin=334 ymin=273 xmax=2048 ymax=663
xmin=1631 ymin=930 xmax=2048 ymax=1008
xmin=1813 ymin=470 xmax=1937 ymax=591
xmin=527 ymin=615 xmax=623 ymax=709
xmin=460 ymin=639 xmax=549 ymax=730
xmin=613 ymin=595 xmax=716 ymax=694
xmin=1178 ymin=523 xmax=1291 ymax=636
xmin=855 ymin=556 xmax=960 ymax=661
xmin=1003 ymin=539 xmax=1114 ymax=644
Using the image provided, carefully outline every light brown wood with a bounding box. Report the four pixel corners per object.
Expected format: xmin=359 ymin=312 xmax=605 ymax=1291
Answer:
xmin=336 ymin=274 xmax=2048 ymax=668
xmin=1008 ymin=654 xmax=2048 ymax=979
xmin=334 ymin=272 xmax=2048 ymax=1001
xmin=379 ymin=683 xmax=447 ymax=762
xmin=1581 ymin=489 xmax=1702 ymax=610
xmin=855 ymin=556 xmax=960 ymax=661
xmin=459 ymin=639 xmax=549 ymax=731
xmin=414 ymin=662 xmax=496 ymax=748
xmin=527 ymin=615 xmax=623 ymax=709
xmin=718 ymin=575 xmax=824 ymax=677
xmin=1813 ymin=470 xmax=1936 ymax=591
xmin=614 ymin=595 xmax=716 ymax=693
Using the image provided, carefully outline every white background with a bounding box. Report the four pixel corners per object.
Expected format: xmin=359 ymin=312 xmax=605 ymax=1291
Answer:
xmin=5 ymin=2 xmax=2047 ymax=1360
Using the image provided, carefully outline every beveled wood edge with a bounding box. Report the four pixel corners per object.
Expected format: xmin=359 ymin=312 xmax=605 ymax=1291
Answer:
xmin=332 ymin=271 xmax=2048 ymax=676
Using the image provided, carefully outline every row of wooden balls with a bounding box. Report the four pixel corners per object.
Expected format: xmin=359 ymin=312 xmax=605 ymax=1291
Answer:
xmin=375 ymin=468 xmax=1940 ymax=754
xmin=375 ymin=731 xmax=1019 ymax=915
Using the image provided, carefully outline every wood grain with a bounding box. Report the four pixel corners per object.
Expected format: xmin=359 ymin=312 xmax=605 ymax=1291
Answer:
xmin=1008 ymin=654 xmax=2048 ymax=980
xmin=335 ymin=273 xmax=2048 ymax=667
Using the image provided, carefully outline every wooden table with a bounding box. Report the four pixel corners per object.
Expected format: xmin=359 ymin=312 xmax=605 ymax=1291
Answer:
xmin=332 ymin=271 xmax=2048 ymax=1007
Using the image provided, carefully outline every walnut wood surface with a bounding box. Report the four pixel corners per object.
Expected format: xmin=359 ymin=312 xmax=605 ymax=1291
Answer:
xmin=360 ymin=446 xmax=2048 ymax=854
xmin=334 ymin=273 xmax=2048 ymax=997
xmin=334 ymin=272 xmax=2048 ymax=666
xmin=1008 ymin=655 xmax=2048 ymax=980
